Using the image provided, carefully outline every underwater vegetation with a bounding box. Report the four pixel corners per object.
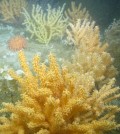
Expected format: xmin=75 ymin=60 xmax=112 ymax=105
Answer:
xmin=0 ymin=0 xmax=120 ymax=134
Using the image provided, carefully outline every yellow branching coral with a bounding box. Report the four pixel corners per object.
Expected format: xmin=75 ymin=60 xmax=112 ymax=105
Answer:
xmin=0 ymin=0 xmax=27 ymax=23
xmin=0 ymin=51 xmax=120 ymax=134
xmin=65 ymin=1 xmax=91 ymax=24
xmin=66 ymin=19 xmax=117 ymax=83
xmin=22 ymin=4 xmax=67 ymax=44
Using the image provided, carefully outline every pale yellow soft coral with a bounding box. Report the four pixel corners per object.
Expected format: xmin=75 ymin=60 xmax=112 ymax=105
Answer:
xmin=0 ymin=0 xmax=27 ymax=23
xmin=66 ymin=19 xmax=107 ymax=51
xmin=0 ymin=51 xmax=120 ymax=134
xmin=65 ymin=1 xmax=91 ymax=24
xmin=66 ymin=19 xmax=117 ymax=84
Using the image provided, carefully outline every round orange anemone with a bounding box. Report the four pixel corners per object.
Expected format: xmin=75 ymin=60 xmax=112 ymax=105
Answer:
xmin=8 ymin=35 xmax=27 ymax=51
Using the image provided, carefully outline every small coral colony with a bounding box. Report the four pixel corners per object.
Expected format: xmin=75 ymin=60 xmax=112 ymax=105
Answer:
xmin=0 ymin=0 xmax=120 ymax=134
